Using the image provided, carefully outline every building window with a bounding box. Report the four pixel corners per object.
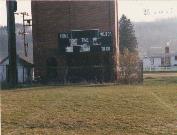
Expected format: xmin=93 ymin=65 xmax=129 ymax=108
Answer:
xmin=161 ymin=57 xmax=164 ymax=66
xmin=175 ymin=56 xmax=177 ymax=61
xmin=46 ymin=57 xmax=58 ymax=80
xmin=151 ymin=58 xmax=154 ymax=65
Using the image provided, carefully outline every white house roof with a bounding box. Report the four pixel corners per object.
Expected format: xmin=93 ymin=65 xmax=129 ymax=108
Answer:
xmin=0 ymin=55 xmax=33 ymax=66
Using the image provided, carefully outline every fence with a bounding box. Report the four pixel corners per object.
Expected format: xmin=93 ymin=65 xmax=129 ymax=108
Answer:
xmin=33 ymin=65 xmax=116 ymax=84
xmin=143 ymin=66 xmax=177 ymax=72
xmin=0 ymin=63 xmax=143 ymax=88
xmin=0 ymin=65 xmax=33 ymax=85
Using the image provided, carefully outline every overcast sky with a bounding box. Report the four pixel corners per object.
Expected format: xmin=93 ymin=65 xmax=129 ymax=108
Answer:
xmin=0 ymin=0 xmax=177 ymax=26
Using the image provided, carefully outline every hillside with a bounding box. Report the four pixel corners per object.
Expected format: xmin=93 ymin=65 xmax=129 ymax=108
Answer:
xmin=0 ymin=18 xmax=177 ymax=62
xmin=134 ymin=18 xmax=177 ymax=57
xmin=0 ymin=24 xmax=33 ymax=63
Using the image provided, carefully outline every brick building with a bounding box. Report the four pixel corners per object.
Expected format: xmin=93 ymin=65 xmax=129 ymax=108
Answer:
xmin=31 ymin=0 xmax=119 ymax=83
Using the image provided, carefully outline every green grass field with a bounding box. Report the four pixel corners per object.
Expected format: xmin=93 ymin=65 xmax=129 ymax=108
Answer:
xmin=1 ymin=76 xmax=177 ymax=135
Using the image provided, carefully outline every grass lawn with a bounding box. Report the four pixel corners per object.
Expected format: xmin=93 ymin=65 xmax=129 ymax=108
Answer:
xmin=1 ymin=76 xmax=177 ymax=135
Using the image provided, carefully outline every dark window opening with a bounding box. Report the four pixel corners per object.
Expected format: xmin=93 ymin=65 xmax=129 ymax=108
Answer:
xmin=46 ymin=57 xmax=58 ymax=80
xmin=175 ymin=56 xmax=177 ymax=60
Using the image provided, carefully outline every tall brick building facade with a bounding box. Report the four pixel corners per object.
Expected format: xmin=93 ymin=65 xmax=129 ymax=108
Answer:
xmin=32 ymin=0 xmax=119 ymax=83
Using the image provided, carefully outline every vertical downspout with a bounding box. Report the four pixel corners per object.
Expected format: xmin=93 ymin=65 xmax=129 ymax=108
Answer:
xmin=114 ymin=0 xmax=120 ymax=81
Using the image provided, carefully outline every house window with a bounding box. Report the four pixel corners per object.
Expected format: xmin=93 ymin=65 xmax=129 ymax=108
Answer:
xmin=175 ymin=56 xmax=177 ymax=61
xmin=151 ymin=58 xmax=154 ymax=65
xmin=161 ymin=58 xmax=164 ymax=66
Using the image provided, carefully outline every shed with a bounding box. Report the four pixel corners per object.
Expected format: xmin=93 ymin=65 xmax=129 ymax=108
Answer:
xmin=0 ymin=55 xmax=33 ymax=83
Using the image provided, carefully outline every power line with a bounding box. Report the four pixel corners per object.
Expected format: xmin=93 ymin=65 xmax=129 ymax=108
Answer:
xmin=15 ymin=12 xmax=32 ymax=57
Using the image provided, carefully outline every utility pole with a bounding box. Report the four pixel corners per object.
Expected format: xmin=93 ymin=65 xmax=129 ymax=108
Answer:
xmin=15 ymin=12 xmax=32 ymax=57
xmin=6 ymin=0 xmax=18 ymax=87
xmin=16 ymin=12 xmax=32 ymax=57
xmin=114 ymin=0 xmax=119 ymax=81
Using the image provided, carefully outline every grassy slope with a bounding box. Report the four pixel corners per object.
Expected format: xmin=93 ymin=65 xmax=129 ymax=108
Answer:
xmin=1 ymin=77 xmax=177 ymax=135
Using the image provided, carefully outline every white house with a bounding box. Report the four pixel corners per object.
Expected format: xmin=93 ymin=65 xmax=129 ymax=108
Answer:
xmin=171 ymin=53 xmax=177 ymax=66
xmin=143 ymin=56 xmax=162 ymax=70
xmin=143 ymin=57 xmax=152 ymax=69
xmin=0 ymin=55 xmax=33 ymax=83
xmin=143 ymin=53 xmax=177 ymax=71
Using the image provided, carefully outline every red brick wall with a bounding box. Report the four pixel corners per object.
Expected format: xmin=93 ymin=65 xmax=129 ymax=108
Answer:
xmin=31 ymin=1 xmax=119 ymax=81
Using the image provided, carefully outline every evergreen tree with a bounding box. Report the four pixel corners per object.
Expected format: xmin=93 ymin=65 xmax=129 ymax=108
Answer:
xmin=119 ymin=15 xmax=138 ymax=53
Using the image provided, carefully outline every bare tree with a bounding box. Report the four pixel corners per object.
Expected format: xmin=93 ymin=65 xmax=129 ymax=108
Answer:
xmin=120 ymin=49 xmax=141 ymax=84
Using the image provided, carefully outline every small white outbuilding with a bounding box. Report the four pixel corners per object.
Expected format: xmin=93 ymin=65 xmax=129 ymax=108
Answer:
xmin=0 ymin=55 xmax=33 ymax=83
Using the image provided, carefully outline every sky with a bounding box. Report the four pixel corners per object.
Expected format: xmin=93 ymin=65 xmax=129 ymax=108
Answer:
xmin=0 ymin=0 xmax=31 ymax=26
xmin=120 ymin=0 xmax=177 ymax=22
xmin=0 ymin=0 xmax=177 ymax=26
